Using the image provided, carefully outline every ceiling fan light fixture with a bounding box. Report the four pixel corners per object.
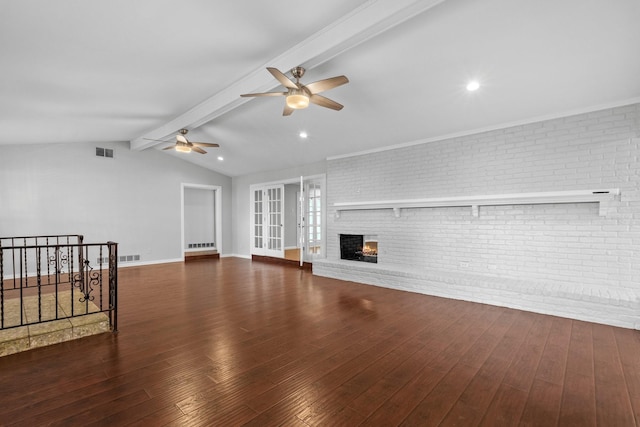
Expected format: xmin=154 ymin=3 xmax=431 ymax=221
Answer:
xmin=241 ymin=67 xmax=348 ymax=115
xmin=175 ymin=144 xmax=192 ymax=153
xmin=286 ymin=89 xmax=309 ymax=109
xmin=466 ymin=80 xmax=480 ymax=91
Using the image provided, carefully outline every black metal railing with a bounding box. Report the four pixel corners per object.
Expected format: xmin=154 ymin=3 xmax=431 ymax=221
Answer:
xmin=0 ymin=235 xmax=118 ymax=333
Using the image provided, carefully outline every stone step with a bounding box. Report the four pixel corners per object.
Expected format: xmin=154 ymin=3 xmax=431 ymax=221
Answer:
xmin=0 ymin=290 xmax=110 ymax=357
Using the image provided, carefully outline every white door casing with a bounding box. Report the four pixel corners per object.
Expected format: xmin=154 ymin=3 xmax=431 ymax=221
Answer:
xmin=250 ymin=184 xmax=284 ymax=258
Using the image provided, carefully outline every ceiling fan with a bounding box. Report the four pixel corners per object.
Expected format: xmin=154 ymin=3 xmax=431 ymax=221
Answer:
xmin=144 ymin=129 xmax=219 ymax=154
xmin=241 ymin=66 xmax=349 ymax=116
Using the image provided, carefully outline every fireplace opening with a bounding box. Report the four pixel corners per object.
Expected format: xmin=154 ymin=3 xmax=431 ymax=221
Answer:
xmin=340 ymin=234 xmax=378 ymax=263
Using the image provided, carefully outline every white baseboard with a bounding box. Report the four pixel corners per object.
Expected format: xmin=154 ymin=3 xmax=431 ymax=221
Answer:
xmin=118 ymin=258 xmax=184 ymax=268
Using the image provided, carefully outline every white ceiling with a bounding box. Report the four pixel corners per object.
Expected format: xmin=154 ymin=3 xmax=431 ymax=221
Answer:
xmin=2 ymin=0 xmax=639 ymax=177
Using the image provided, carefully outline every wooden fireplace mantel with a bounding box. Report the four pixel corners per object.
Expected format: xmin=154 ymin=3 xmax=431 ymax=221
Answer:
xmin=333 ymin=189 xmax=620 ymax=218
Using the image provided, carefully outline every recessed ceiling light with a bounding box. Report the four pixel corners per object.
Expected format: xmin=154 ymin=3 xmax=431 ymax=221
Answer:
xmin=299 ymin=131 xmax=308 ymax=139
xmin=217 ymin=156 xmax=224 ymax=161
xmin=466 ymin=80 xmax=480 ymax=91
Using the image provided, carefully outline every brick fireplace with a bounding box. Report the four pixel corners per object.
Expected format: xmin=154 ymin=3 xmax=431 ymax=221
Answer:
xmin=339 ymin=234 xmax=378 ymax=263
xmin=314 ymin=104 xmax=640 ymax=330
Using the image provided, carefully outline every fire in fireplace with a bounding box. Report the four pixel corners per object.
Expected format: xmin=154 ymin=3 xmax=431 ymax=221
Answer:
xmin=340 ymin=234 xmax=378 ymax=263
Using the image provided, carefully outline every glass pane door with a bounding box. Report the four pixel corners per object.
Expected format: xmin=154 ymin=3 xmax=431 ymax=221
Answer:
xmin=301 ymin=177 xmax=325 ymax=262
xmin=252 ymin=188 xmax=263 ymax=253
xmin=307 ymin=182 xmax=322 ymax=256
xmin=264 ymin=185 xmax=284 ymax=258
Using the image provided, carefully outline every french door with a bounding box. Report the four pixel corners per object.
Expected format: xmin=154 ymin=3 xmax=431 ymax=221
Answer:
xmin=251 ymin=176 xmax=325 ymax=263
xmin=301 ymin=179 xmax=324 ymax=262
xmin=251 ymin=184 xmax=284 ymax=258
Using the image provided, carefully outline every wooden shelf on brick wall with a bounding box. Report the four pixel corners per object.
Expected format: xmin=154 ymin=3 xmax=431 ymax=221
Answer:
xmin=334 ymin=189 xmax=620 ymax=218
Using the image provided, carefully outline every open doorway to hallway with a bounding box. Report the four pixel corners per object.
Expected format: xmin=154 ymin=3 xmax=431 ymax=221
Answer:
xmin=182 ymin=183 xmax=222 ymax=260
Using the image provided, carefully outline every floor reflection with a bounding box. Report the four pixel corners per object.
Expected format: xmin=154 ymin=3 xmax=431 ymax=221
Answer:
xmin=338 ymin=294 xmax=377 ymax=317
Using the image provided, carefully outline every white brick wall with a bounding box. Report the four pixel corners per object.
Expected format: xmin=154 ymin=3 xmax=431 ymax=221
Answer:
xmin=318 ymin=103 xmax=640 ymax=328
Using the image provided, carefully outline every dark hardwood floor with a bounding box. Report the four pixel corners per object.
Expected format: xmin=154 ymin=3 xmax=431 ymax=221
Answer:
xmin=0 ymin=258 xmax=638 ymax=426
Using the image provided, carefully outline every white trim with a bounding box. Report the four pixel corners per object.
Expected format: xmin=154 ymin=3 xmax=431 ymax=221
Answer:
xmin=249 ymin=186 xmax=258 ymax=255
xmin=118 ymin=258 xmax=184 ymax=268
xmin=327 ymin=98 xmax=640 ymax=161
xmin=299 ymin=175 xmax=304 ymax=267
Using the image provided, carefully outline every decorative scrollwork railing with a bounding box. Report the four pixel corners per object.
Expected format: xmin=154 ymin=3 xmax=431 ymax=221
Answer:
xmin=0 ymin=235 xmax=118 ymax=333
xmin=49 ymin=245 xmax=70 ymax=275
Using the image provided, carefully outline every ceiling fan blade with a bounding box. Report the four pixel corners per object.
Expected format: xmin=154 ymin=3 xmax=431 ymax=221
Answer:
xmin=283 ymin=104 xmax=294 ymax=116
xmin=240 ymin=91 xmax=287 ymax=97
xmin=162 ymin=145 xmax=175 ymax=150
xmin=304 ymin=75 xmax=349 ymax=94
xmin=176 ymin=134 xmax=188 ymax=143
xmin=191 ymin=142 xmax=219 ymax=148
xmin=192 ymin=146 xmax=207 ymax=154
xmin=309 ymin=94 xmax=344 ymax=111
xmin=267 ymin=67 xmax=298 ymax=89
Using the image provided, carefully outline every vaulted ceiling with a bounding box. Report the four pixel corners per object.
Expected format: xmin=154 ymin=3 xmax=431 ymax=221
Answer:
xmin=2 ymin=0 xmax=639 ymax=176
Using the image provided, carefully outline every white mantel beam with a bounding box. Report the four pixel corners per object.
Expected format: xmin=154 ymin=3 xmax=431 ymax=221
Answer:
xmin=334 ymin=189 xmax=620 ymax=218
xmin=130 ymin=0 xmax=447 ymax=151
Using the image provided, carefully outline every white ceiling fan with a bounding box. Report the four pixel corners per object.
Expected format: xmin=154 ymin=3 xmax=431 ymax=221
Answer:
xmin=145 ymin=129 xmax=219 ymax=154
xmin=241 ymin=66 xmax=349 ymax=116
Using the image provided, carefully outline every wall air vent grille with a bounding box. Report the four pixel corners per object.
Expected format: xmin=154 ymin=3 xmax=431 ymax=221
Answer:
xmin=187 ymin=242 xmax=216 ymax=249
xmin=95 ymin=147 xmax=114 ymax=158
xmin=113 ymin=254 xmax=140 ymax=263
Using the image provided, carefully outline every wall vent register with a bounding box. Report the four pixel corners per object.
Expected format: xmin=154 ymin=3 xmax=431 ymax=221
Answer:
xmin=96 ymin=254 xmax=139 ymax=264
xmin=187 ymin=242 xmax=215 ymax=249
xmin=95 ymin=147 xmax=114 ymax=158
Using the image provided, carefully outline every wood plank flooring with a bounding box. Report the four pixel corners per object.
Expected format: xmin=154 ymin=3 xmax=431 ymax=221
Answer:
xmin=0 ymin=257 xmax=638 ymax=426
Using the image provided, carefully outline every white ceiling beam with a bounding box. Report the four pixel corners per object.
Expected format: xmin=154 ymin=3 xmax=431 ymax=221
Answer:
xmin=130 ymin=0 xmax=447 ymax=151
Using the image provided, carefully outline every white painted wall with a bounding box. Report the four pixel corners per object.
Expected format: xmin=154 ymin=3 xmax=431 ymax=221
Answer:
xmin=0 ymin=141 xmax=232 ymax=263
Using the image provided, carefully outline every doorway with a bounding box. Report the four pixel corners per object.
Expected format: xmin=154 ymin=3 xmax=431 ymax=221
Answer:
xmin=250 ymin=184 xmax=285 ymax=258
xmin=303 ymin=177 xmax=325 ymax=261
xmin=181 ymin=184 xmax=222 ymax=258
xmin=250 ymin=175 xmax=325 ymax=265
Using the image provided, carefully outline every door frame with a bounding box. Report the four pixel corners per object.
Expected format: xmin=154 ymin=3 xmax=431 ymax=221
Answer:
xmin=302 ymin=176 xmax=327 ymax=263
xmin=249 ymin=183 xmax=285 ymax=258
xmin=249 ymin=174 xmax=326 ymax=264
xmin=181 ymin=183 xmax=222 ymax=254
